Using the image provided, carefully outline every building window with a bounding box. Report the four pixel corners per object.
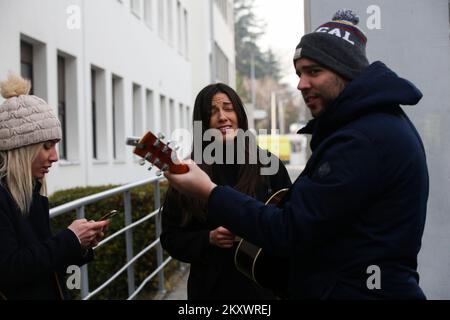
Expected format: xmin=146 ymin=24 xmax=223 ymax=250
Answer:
xmin=215 ymin=42 xmax=229 ymax=84
xmin=227 ymin=0 xmax=233 ymax=26
xmin=112 ymin=75 xmax=125 ymax=160
xmin=185 ymin=105 xmax=190 ymax=130
xmin=130 ymin=0 xmax=141 ymax=18
xmin=20 ymin=36 xmax=47 ymax=100
xmin=91 ymin=69 xmax=97 ymax=159
xmin=215 ymin=0 xmax=233 ymax=26
xmin=112 ymin=79 xmax=117 ymax=159
xmin=132 ymin=84 xmax=143 ymax=136
xmin=169 ymin=98 xmax=175 ymax=134
xmin=179 ymin=103 xmax=184 ymax=130
xmin=158 ymin=0 xmax=165 ymax=39
xmin=20 ymin=41 xmax=34 ymax=94
xmin=183 ymin=8 xmax=189 ymax=58
xmin=160 ymin=95 xmax=167 ymax=134
xmin=146 ymin=89 xmax=154 ymax=132
xmin=177 ymin=1 xmax=182 ymax=53
xmin=57 ymin=56 xmax=67 ymax=160
xmin=167 ymin=0 xmax=174 ymax=45
xmin=144 ymin=0 xmax=153 ymax=28
xmin=91 ymin=67 xmax=107 ymax=160
xmin=215 ymin=0 xmax=228 ymax=21
xmin=57 ymin=52 xmax=79 ymax=162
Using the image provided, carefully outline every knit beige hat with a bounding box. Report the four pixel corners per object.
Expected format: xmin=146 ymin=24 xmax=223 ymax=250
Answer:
xmin=0 ymin=74 xmax=62 ymax=151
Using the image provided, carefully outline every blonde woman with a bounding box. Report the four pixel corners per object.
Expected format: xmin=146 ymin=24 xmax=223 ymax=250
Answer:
xmin=0 ymin=74 xmax=108 ymax=300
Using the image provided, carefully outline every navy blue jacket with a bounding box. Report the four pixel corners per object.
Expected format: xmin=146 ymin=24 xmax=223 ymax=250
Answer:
xmin=208 ymin=62 xmax=429 ymax=299
xmin=0 ymin=182 xmax=93 ymax=300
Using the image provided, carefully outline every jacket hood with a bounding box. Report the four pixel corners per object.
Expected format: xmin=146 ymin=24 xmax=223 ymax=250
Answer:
xmin=299 ymin=61 xmax=423 ymax=135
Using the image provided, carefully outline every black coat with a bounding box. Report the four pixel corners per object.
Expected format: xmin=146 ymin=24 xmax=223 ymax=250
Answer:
xmin=207 ymin=62 xmax=429 ymax=299
xmin=0 ymin=182 xmax=93 ymax=300
xmin=160 ymin=157 xmax=291 ymax=300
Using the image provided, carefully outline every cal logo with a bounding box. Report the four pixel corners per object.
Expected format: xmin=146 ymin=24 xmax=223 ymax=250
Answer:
xmin=315 ymin=27 xmax=355 ymax=45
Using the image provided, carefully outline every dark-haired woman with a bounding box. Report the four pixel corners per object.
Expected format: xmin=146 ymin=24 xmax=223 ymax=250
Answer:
xmin=160 ymin=83 xmax=291 ymax=299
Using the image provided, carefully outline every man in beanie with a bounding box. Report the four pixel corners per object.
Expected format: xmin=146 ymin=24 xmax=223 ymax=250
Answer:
xmin=164 ymin=10 xmax=429 ymax=299
xmin=0 ymin=74 xmax=109 ymax=299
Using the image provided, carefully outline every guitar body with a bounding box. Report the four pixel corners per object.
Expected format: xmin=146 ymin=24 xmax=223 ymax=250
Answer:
xmin=234 ymin=188 xmax=289 ymax=297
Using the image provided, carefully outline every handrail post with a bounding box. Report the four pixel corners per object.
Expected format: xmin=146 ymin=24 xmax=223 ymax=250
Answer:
xmin=77 ymin=206 xmax=89 ymax=299
xmin=154 ymin=181 xmax=166 ymax=295
xmin=124 ymin=190 xmax=136 ymax=296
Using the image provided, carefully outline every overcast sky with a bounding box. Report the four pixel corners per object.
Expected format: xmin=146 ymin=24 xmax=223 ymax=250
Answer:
xmin=252 ymin=0 xmax=304 ymax=87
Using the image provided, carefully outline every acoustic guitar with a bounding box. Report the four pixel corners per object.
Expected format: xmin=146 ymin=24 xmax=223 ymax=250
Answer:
xmin=126 ymin=131 xmax=188 ymax=174
xmin=234 ymin=188 xmax=289 ymax=297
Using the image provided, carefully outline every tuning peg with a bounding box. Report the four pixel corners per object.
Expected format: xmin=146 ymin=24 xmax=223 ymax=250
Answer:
xmin=140 ymin=152 xmax=152 ymax=165
xmin=174 ymin=145 xmax=180 ymax=151
xmin=162 ymin=143 xmax=171 ymax=154
xmin=157 ymin=133 xmax=165 ymax=140
xmin=153 ymin=158 xmax=161 ymax=167
xmin=147 ymin=164 xmax=153 ymax=171
xmin=156 ymin=170 xmax=163 ymax=177
xmin=153 ymin=139 xmax=161 ymax=148
xmin=126 ymin=137 xmax=139 ymax=146
xmin=144 ymin=152 xmax=152 ymax=160
xmin=161 ymin=164 xmax=169 ymax=172
xmin=126 ymin=137 xmax=145 ymax=149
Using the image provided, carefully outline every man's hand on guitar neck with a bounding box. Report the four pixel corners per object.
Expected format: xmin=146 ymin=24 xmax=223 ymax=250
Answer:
xmin=164 ymin=161 xmax=217 ymax=201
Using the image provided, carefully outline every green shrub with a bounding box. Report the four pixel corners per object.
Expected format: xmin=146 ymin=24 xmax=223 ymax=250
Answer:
xmin=49 ymin=181 xmax=179 ymax=300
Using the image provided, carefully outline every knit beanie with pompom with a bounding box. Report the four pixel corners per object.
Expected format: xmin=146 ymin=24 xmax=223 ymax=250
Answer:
xmin=293 ymin=9 xmax=369 ymax=80
xmin=0 ymin=74 xmax=61 ymax=151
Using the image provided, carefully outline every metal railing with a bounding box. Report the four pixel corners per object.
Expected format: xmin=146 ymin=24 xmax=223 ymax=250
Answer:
xmin=49 ymin=176 xmax=172 ymax=300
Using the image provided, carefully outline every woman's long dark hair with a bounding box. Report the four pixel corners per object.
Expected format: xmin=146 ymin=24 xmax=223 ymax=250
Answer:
xmin=166 ymin=83 xmax=266 ymax=225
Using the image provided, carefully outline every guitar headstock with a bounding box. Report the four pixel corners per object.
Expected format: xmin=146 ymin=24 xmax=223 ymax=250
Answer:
xmin=126 ymin=132 xmax=189 ymax=174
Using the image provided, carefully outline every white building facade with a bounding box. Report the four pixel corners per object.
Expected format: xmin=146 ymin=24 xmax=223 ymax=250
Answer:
xmin=0 ymin=0 xmax=236 ymax=193
xmin=189 ymin=0 xmax=236 ymax=94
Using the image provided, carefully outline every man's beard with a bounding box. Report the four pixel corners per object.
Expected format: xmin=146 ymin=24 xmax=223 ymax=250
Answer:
xmin=308 ymin=75 xmax=348 ymax=118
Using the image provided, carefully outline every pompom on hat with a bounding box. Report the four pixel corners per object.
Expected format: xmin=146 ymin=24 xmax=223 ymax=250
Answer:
xmin=293 ymin=9 xmax=369 ymax=80
xmin=0 ymin=74 xmax=62 ymax=151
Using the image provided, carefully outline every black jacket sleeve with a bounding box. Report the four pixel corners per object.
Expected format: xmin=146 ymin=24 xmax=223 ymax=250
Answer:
xmin=0 ymin=207 xmax=89 ymax=288
xmin=160 ymin=189 xmax=211 ymax=264
xmin=208 ymin=131 xmax=381 ymax=256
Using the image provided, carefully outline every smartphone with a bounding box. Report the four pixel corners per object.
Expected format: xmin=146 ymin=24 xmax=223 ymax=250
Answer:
xmin=100 ymin=210 xmax=119 ymax=221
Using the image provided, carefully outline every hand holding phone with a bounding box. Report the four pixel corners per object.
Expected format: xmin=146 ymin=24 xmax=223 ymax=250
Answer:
xmin=100 ymin=210 xmax=119 ymax=221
